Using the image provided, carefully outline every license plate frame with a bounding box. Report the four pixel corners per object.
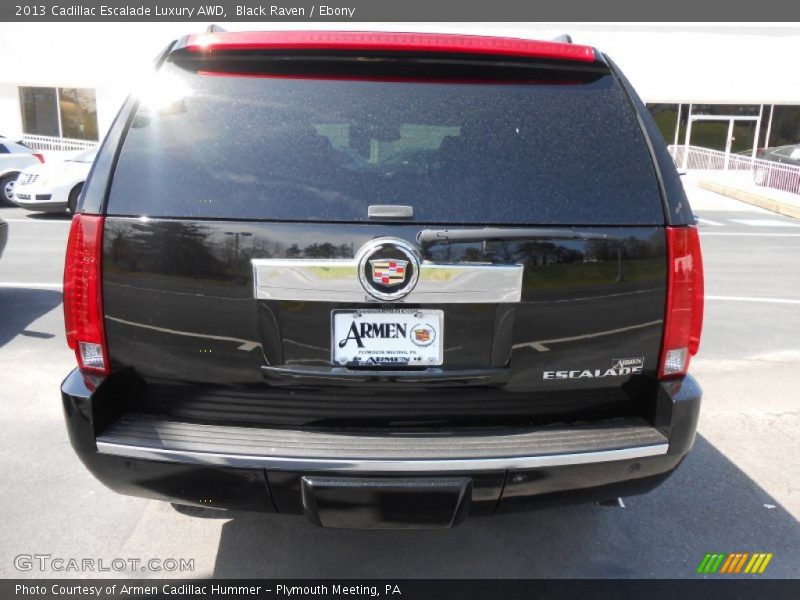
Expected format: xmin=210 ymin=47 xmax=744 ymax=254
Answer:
xmin=331 ymin=308 xmax=444 ymax=367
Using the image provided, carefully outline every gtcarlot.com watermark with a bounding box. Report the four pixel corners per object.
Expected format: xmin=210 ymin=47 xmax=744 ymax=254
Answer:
xmin=14 ymin=553 xmax=194 ymax=573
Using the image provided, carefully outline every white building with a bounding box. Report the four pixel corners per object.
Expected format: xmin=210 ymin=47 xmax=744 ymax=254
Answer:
xmin=1 ymin=23 xmax=799 ymax=153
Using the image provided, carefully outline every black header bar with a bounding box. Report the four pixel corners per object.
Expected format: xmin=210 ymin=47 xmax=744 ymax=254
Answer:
xmin=4 ymin=579 xmax=800 ymax=600
xmin=3 ymin=0 xmax=800 ymax=22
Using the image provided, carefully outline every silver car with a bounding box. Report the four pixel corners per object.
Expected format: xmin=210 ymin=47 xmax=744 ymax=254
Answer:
xmin=13 ymin=147 xmax=97 ymax=213
xmin=0 ymin=138 xmax=44 ymax=204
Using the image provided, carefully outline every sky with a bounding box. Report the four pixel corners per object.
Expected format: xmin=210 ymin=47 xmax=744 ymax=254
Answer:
xmin=1 ymin=23 xmax=799 ymax=103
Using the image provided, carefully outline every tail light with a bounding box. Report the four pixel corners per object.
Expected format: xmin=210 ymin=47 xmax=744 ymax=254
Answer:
xmin=658 ymin=226 xmax=704 ymax=379
xmin=33 ymin=153 xmax=45 ymax=163
xmin=64 ymin=215 xmax=109 ymax=375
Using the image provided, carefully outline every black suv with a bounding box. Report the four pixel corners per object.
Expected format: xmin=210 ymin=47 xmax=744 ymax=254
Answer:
xmin=61 ymin=31 xmax=704 ymax=529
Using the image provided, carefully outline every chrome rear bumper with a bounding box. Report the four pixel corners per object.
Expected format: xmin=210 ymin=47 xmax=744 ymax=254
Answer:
xmin=96 ymin=413 xmax=668 ymax=473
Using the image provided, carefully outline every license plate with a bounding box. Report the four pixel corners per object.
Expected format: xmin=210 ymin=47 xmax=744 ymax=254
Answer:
xmin=332 ymin=309 xmax=444 ymax=367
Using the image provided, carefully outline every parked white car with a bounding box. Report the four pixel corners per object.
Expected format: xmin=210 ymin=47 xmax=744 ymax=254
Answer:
xmin=13 ymin=147 xmax=97 ymax=214
xmin=0 ymin=137 xmax=44 ymax=204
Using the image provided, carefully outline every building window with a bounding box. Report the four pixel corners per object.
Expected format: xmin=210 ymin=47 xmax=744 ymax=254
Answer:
xmin=646 ymin=104 xmax=679 ymax=145
xmin=18 ymin=86 xmax=98 ymax=141
xmin=757 ymin=106 xmax=772 ymax=149
xmin=58 ymin=88 xmax=98 ymax=140
xmin=645 ymin=103 xmax=800 ymax=153
xmin=19 ymin=87 xmax=59 ymax=137
xmin=767 ymin=106 xmax=800 ymax=148
xmin=691 ymin=104 xmax=761 ymax=117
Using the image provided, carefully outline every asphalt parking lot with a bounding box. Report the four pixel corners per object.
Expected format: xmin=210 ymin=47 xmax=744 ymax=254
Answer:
xmin=0 ymin=183 xmax=798 ymax=579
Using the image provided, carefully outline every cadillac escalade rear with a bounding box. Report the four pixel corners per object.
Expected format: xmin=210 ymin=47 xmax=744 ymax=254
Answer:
xmin=61 ymin=31 xmax=703 ymax=529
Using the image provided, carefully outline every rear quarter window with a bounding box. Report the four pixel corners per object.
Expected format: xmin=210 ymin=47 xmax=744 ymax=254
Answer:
xmin=107 ymin=61 xmax=664 ymax=225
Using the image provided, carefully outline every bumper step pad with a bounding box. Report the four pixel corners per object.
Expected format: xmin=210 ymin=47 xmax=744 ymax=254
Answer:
xmin=96 ymin=414 xmax=668 ymax=472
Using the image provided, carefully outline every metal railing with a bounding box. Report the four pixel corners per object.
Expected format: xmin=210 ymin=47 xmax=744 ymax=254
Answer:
xmin=21 ymin=134 xmax=98 ymax=152
xmin=669 ymin=145 xmax=800 ymax=196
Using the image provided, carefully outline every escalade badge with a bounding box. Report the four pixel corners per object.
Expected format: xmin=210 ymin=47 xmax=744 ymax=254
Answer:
xmin=356 ymin=238 xmax=420 ymax=301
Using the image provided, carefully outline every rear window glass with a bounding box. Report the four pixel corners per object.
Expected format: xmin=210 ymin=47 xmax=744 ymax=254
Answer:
xmin=107 ymin=61 xmax=663 ymax=224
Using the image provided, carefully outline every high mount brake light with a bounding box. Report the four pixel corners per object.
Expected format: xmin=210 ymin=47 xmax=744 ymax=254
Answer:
xmin=659 ymin=227 xmax=704 ymax=380
xmin=184 ymin=31 xmax=597 ymax=64
xmin=64 ymin=214 xmax=110 ymax=375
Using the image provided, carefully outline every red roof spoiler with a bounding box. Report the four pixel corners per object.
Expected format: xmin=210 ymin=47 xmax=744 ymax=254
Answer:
xmin=183 ymin=31 xmax=596 ymax=64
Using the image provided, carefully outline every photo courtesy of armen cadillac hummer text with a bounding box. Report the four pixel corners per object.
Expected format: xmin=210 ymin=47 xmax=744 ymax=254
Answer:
xmin=60 ymin=30 xmax=704 ymax=530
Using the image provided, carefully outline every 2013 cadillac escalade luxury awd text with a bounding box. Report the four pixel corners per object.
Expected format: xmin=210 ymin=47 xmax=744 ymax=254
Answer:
xmin=61 ymin=31 xmax=704 ymax=529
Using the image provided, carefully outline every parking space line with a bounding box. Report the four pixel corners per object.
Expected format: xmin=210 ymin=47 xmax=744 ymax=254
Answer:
xmin=706 ymin=295 xmax=800 ymax=305
xmin=106 ymin=315 xmax=261 ymax=351
xmin=729 ymin=219 xmax=800 ymax=228
xmin=513 ymin=319 xmax=662 ymax=352
xmin=1 ymin=218 xmax=71 ymax=223
xmin=0 ymin=282 xmax=62 ymax=289
xmin=700 ymin=232 xmax=800 ymax=237
xmin=695 ymin=217 xmax=724 ymax=226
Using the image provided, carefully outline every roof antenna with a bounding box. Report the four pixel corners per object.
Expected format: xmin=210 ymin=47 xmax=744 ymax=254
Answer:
xmin=206 ymin=24 xmax=227 ymax=33
xmin=551 ymin=34 xmax=573 ymax=44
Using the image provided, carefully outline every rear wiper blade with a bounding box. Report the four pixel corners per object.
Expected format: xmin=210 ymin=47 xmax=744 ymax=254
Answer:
xmin=417 ymin=227 xmax=616 ymax=246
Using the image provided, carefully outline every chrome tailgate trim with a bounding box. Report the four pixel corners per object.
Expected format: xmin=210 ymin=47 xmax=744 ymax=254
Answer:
xmin=252 ymin=258 xmax=523 ymax=303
